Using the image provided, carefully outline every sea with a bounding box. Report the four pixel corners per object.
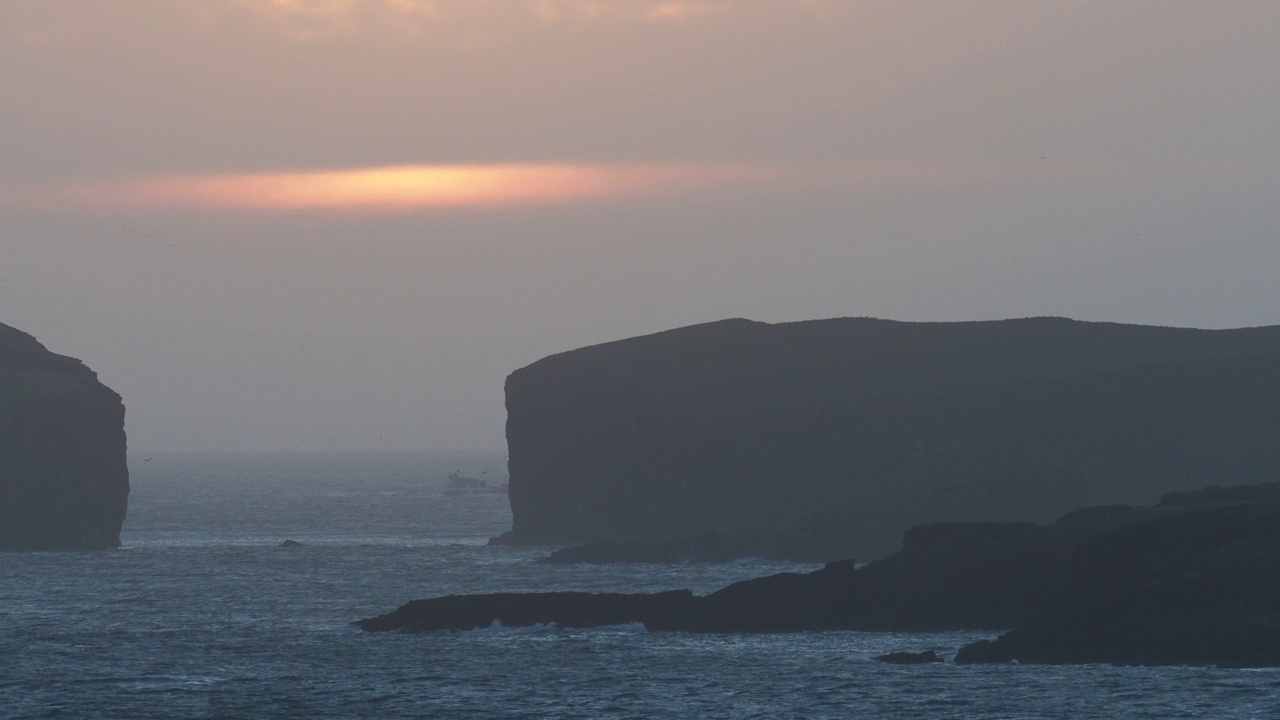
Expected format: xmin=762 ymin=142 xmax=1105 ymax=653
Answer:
xmin=2 ymin=452 xmax=1278 ymax=719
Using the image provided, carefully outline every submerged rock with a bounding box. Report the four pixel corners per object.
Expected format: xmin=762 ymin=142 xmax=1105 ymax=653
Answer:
xmin=0 ymin=322 xmax=129 ymax=551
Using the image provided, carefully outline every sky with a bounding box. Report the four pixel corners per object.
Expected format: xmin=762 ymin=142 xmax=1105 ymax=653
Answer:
xmin=2 ymin=1 xmax=1278 ymax=452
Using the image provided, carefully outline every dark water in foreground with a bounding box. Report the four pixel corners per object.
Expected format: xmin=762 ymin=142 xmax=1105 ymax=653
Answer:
xmin=2 ymin=453 xmax=1278 ymax=719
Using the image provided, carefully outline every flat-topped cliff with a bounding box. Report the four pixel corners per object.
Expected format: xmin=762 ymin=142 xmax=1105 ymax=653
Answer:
xmin=496 ymin=317 xmax=1280 ymax=561
xmin=0 ymin=323 xmax=129 ymax=550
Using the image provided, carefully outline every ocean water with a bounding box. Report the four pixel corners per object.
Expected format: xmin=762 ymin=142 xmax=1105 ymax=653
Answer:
xmin=2 ymin=453 xmax=1278 ymax=719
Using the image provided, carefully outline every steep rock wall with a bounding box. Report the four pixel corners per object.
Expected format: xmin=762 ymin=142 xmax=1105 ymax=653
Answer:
xmin=0 ymin=323 xmax=129 ymax=550
xmin=498 ymin=317 xmax=1280 ymax=561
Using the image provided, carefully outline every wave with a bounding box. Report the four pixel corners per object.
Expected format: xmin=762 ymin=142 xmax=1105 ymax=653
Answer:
xmin=469 ymin=620 xmax=649 ymax=635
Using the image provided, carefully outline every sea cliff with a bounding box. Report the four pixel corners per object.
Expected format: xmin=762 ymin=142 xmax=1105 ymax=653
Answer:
xmin=496 ymin=317 xmax=1280 ymax=561
xmin=0 ymin=323 xmax=129 ymax=550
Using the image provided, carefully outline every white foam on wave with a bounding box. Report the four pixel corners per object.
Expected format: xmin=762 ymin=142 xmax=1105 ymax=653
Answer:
xmin=471 ymin=620 xmax=649 ymax=635
xmin=476 ymin=620 xmax=558 ymax=634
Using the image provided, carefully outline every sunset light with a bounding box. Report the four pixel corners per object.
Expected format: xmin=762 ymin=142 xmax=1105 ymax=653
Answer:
xmin=36 ymin=163 xmax=765 ymax=212
xmin=8 ymin=0 xmax=1280 ymax=713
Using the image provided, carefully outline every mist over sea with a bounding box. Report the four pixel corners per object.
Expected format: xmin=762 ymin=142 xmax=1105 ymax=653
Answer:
xmin=2 ymin=452 xmax=1277 ymax=719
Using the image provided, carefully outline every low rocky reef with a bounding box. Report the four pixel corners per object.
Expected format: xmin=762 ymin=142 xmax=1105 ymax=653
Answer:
xmin=363 ymin=481 xmax=1280 ymax=667
xmin=0 ymin=322 xmax=129 ymax=551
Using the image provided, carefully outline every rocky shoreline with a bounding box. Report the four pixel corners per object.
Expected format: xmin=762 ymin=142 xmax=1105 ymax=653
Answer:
xmin=363 ymin=481 xmax=1280 ymax=667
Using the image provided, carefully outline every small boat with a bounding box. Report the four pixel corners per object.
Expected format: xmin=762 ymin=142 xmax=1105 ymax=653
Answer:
xmin=446 ymin=470 xmax=490 ymax=490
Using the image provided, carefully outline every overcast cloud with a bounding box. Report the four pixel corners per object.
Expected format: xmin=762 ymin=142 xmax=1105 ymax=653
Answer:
xmin=2 ymin=1 xmax=1278 ymax=451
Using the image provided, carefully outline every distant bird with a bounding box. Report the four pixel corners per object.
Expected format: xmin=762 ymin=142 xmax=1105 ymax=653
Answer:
xmin=143 ymin=457 xmax=153 ymax=462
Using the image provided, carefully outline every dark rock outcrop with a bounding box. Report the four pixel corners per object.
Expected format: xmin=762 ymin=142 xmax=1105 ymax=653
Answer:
xmin=0 ymin=323 xmax=129 ymax=550
xmin=364 ymin=482 xmax=1280 ymax=666
xmin=954 ymin=484 xmax=1280 ymax=667
xmin=540 ymin=538 xmax=741 ymax=564
xmin=496 ymin=317 xmax=1280 ymax=561
xmin=357 ymin=590 xmax=694 ymax=632
xmin=538 ymin=532 xmax=811 ymax=564
xmin=876 ymin=650 xmax=944 ymax=664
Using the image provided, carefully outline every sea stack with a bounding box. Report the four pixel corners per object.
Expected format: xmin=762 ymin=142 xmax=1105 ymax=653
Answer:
xmin=0 ymin=322 xmax=129 ymax=550
xmin=496 ymin=317 xmax=1280 ymax=561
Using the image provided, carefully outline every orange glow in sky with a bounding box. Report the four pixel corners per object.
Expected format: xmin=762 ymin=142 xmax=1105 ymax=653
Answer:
xmin=36 ymin=163 xmax=763 ymax=212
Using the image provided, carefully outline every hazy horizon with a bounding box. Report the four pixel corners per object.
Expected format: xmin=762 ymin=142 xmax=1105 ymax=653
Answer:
xmin=4 ymin=1 xmax=1279 ymax=452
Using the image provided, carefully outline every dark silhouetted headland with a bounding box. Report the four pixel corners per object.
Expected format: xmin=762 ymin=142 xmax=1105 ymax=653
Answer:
xmin=0 ymin=322 xmax=129 ymax=550
xmin=363 ymin=481 xmax=1280 ymax=667
xmin=494 ymin=317 xmax=1280 ymax=562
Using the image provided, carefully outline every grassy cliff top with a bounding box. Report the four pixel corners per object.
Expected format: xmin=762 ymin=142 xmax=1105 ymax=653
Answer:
xmin=510 ymin=316 xmax=1280 ymax=398
xmin=0 ymin=322 xmax=49 ymax=355
xmin=0 ymin=323 xmax=116 ymax=409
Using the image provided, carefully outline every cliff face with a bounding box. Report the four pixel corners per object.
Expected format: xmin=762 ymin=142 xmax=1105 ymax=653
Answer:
xmin=499 ymin=317 xmax=1280 ymax=560
xmin=0 ymin=323 xmax=129 ymax=550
